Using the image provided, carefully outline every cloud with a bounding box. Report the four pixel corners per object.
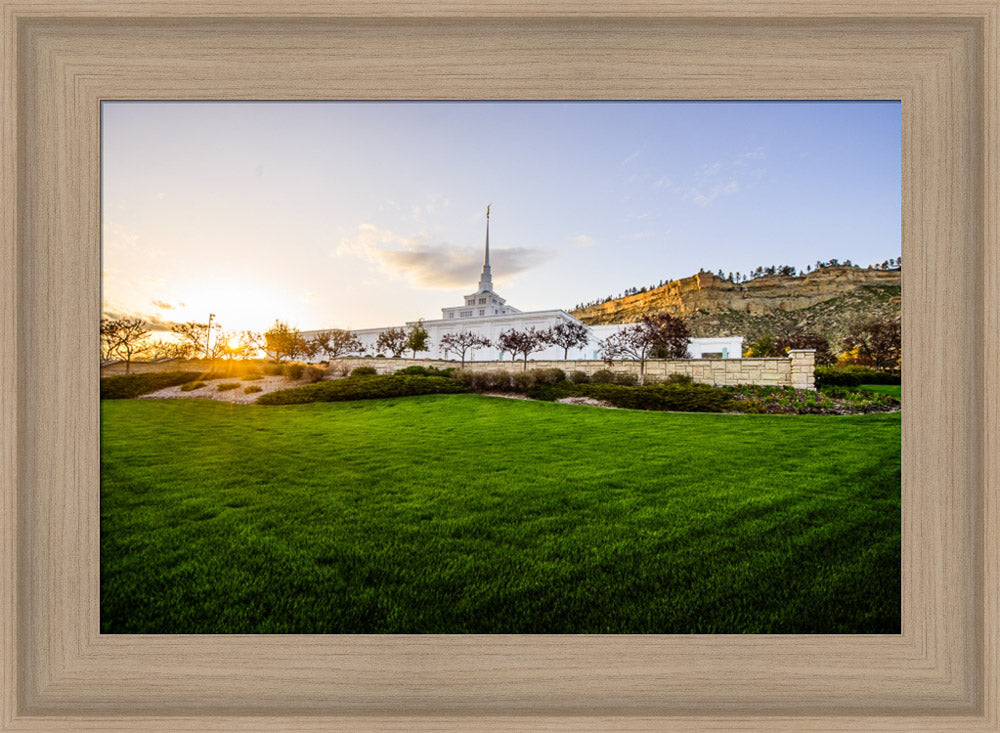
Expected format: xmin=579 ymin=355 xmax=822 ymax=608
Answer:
xmin=151 ymin=299 xmax=175 ymax=310
xmin=570 ymin=234 xmax=596 ymax=248
xmin=101 ymin=307 xmax=178 ymax=333
xmin=690 ymin=179 xmax=740 ymax=207
xmin=679 ymin=149 xmax=763 ymax=207
xmin=338 ymin=223 xmax=550 ymax=289
xmin=621 ymin=150 xmax=640 ymax=166
xmin=411 ymin=193 xmax=452 ymax=219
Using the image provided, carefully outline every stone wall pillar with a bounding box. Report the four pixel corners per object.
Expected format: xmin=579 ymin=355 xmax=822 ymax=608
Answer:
xmin=788 ymin=349 xmax=816 ymax=390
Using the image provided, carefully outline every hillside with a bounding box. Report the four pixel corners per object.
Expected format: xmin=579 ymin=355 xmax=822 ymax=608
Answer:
xmin=570 ymin=266 xmax=901 ymax=351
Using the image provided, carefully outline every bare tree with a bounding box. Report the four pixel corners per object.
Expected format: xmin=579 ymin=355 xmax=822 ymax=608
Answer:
xmin=101 ymin=317 xmax=150 ymax=374
xmin=264 ymin=320 xmax=301 ymax=363
xmin=171 ymin=321 xmax=212 ymax=359
xmin=644 ymin=313 xmax=691 ymax=360
xmin=376 ymin=327 xmax=408 ymax=357
xmin=440 ymin=331 xmax=491 ymax=367
xmin=316 ymin=329 xmax=365 ymax=360
xmin=549 ymin=321 xmax=590 ymax=360
xmin=599 ymin=314 xmax=690 ymax=384
xmin=144 ymin=339 xmax=192 ymax=360
xmin=237 ymin=331 xmax=265 ymax=360
xmin=497 ymin=327 xmax=553 ymax=370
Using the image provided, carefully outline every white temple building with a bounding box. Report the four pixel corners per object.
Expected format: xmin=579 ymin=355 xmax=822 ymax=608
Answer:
xmin=303 ymin=209 xmax=743 ymax=362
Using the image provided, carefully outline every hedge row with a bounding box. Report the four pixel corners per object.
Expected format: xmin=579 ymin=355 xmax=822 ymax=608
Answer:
xmin=526 ymin=381 xmax=736 ymax=413
xmin=256 ymin=375 xmax=467 ymax=405
xmin=100 ymin=371 xmax=203 ymax=400
xmin=815 ymin=365 xmax=901 ymax=387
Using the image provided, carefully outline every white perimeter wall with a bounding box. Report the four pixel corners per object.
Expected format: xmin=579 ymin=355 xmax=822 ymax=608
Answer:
xmin=303 ymin=312 xmax=744 ymax=363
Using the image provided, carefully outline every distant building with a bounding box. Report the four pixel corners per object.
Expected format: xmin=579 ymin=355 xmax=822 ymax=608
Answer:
xmin=303 ymin=209 xmax=743 ymax=362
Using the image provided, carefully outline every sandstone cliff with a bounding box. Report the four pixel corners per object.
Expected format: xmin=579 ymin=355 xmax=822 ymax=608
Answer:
xmin=570 ymin=266 xmax=901 ymax=350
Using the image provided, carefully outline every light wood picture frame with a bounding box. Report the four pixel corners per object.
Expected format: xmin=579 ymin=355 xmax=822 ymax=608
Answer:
xmin=2 ymin=1 xmax=997 ymax=730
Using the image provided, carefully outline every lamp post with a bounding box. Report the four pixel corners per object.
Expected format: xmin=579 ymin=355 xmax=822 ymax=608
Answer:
xmin=206 ymin=313 xmax=215 ymax=367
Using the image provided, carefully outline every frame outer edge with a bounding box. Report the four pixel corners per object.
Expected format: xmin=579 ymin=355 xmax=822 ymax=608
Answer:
xmin=4 ymin=3 xmax=1000 ymax=731
xmin=0 ymin=0 xmax=998 ymax=20
xmin=1 ymin=5 xmax=20 ymax=731
xmin=982 ymin=4 xmax=999 ymax=729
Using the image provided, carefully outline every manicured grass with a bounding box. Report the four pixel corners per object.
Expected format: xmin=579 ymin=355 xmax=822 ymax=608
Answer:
xmin=859 ymin=384 xmax=902 ymax=400
xmin=101 ymin=395 xmax=900 ymax=634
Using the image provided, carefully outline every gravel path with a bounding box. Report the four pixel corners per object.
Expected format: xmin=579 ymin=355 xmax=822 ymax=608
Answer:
xmin=139 ymin=375 xmax=306 ymax=404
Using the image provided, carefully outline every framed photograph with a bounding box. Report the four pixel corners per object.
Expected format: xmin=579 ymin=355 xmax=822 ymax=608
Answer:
xmin=3 ymin=2 xmax=997 ymax=731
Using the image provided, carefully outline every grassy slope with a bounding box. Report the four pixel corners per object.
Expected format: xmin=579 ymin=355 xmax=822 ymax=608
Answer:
xmin=101 ymin=395 xmax=900 ymax=634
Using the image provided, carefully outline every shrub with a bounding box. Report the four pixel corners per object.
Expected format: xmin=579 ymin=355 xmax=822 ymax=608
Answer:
xmin=351 ymin=366 xmax=378 ymax=377
xmin=664 ymin=372 xmax=694 ymax=385
xmin=257 ymin=375 xmax=468 ymax=405
xmin=282 ymin=362 xmax=305 ymax=380
xmin=815 ymin=365 xmax=901 ymax=387
xmin=242 ymin=374 xmax=263 ymax=381
xmin=613 ymin=372 xmax=638 ymax=386
xmin=472 ymin=370 xmax=515 ymax=392
xmin=395 ymin=365 xmax=456 ymax=379
xmin=525 ymin=382 xmax=577 ymax=402
xmin=304 ymin=366 xmax=326 ymax=383
xmin=217 ymin=382 xmax=240 ymax=391
xmin=395 ymin=365 xmax=428 ymax=376
xmin=523 ymin=381 xmax=734 ymax=412
xmin=528 ymin=367 xmax=566 ymax=385
xmin=569 ymin=370 xmax=590 ymax=384
xmin=179 ymin=381 xmax=207 ymax=392
xmin=100 ymin=371 xmax=202 ymax=399
xmin=512 ymin=371 xmax=537 ymax=392
xmin=264 ymin=363 xmax=285 ymax=376
xmin=582 ymin=383 xmax=735 ymax=412
xmin=729 ymin=383 xmax=899 ymax=414
xmin=243 ymin=384 xmax=263 ymax=394
xmin=590 ymin=369 xmax=616 ymax=384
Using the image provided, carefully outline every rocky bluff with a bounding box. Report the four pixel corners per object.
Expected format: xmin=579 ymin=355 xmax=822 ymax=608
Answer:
xmin=570 ymin=266 xmax=901 ymax=350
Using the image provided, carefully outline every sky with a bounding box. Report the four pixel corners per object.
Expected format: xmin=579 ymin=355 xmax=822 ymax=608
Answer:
xmin=102 ymin=101 xmax=901 ymax=335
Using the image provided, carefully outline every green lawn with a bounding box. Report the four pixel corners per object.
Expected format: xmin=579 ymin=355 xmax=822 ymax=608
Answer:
xmin=101 ymin=395 xmax=900 ymax=634
xmin=859 ymin=384 xmax=902 ymax=400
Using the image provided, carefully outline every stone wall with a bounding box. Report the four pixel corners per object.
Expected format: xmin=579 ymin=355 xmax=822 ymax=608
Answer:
xmin=330 ymin=351 xmax=816 ymax=389
xmin=101 ymin=352 xmax=817 ymax=389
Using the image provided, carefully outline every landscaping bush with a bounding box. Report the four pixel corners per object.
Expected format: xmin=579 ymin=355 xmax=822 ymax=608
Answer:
xmin=304 ymin=365 xmax=326 ymax=383
xmin=179 ymin=381 xmax=207 ymax=392
xmin=257 ymin=374 xmax=467 ymax=405
xmin=528 ymin=367 xmax=566 ymax=385
xmin=351 ymin=366 xmax=378 ymax=377
xmin=569 ymin=370 xmax=590 ymax=384
xmin=613 ymin=372 xmax=639 ymax=386
xmin=729 ymin=384 xmax=900 ymax=415
xmin=217 ymin=382 xmax=240 ymax=391
xmin=815 ymin=365 xmax=901 ymax=387
xmin=451 ymin=369 xmax=516 ymax=392
xmin=395 ymin=365 xmax=456 ymax=378
xmin=264 ymin=363 xmax=284 ymax=376
xmin=395 ymin=365 xmax=430 ymax=376
xmin=282 ymin=362 xmax=305 ymax=380
xmin=512 ymin=371 xmax=537 ymax=392
xmin=242 ymin=374 xmax=263 ymax=381
xmin=525 ymin=381 xmax=735 ymax=412
xmin=100 ymin=371 xmax=202 ymax=399
xmin=590 ymin=369 xmax=616 ymax=384
xmin=244 ymin=384 xmax=263 ymax=394
xmin=664 ymin=372 xmax=694 ymax=385
xmin=581 ymin=383 xmax=735 ymax=412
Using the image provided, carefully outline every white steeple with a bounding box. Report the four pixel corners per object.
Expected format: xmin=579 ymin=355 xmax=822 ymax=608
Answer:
xmin=477 ymin=204 xmax=493 ymax=293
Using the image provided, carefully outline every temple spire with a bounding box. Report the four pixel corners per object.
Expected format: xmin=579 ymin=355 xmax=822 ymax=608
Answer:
xmin=477 ymin=204 xmax=493 ymax=292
